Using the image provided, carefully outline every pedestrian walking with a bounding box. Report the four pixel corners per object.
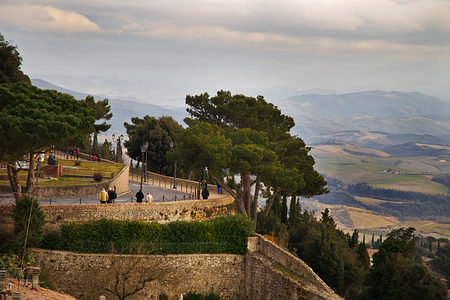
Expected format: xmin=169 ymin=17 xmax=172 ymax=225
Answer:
xmin=107 ymin=187 xmax=117 ymax=204
xmin=99 ymin=188 xmax=108 ymax=204
xmin=202 ymin=186 xmax=209 ymax=200
xmin=136 ymin=189 xmax=144 ymax=203
xmin=145 ymin=192 xmax=153 ymax=203
xmin=217 ymin=183 xmax=222 ymax=194
xmin=76 ymin=147 xmax=80 ymax=160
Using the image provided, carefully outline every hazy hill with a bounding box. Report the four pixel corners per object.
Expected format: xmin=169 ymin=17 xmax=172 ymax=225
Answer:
xmin=31 ymin=79 xmax=187 ymax=134
xmin=278 ymin=90 xmax=450 ymax=142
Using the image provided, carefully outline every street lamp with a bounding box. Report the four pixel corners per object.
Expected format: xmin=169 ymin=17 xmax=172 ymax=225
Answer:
xmin=140 ymin=142 xmax=149 ymax=191
xmin=170 ymin=142 xmax=177 ymax=189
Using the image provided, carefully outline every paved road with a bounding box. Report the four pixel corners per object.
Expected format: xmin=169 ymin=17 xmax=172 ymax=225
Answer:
xmin=0 ymin=180 xmax=197 ymax=206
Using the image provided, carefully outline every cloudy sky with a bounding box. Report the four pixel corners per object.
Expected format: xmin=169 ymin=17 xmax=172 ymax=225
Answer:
xmin=1 ymin=0 xmax=449 ymax=106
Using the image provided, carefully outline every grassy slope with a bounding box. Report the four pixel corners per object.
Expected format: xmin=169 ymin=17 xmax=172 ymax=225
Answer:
xmin=309 ymin=143 xmax=450 ymax=237
xmin=311 ymin=144 xmax=449 ymax=194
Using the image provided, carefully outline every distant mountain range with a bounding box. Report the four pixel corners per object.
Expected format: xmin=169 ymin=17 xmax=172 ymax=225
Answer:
xmin=32 ymin=79 xmax=450 ymax=146
xmin=276 ymin=90 xmax=450 ymax=143
xmin=32 ymin=79 xmax=187 ymax=134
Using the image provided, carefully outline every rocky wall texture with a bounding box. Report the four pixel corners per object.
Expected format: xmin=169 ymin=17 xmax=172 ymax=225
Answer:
xmin=0 ymin=197 xmax=238 ymax=233
xmin=31 ymin=235 xmax=342 ymax=300
xmin=31 ymin=249 xmax=246 ymax=300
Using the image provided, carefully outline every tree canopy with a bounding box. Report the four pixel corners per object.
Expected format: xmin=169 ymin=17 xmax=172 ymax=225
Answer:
xmin=124 ymin=115 xmax=183 ymax=175
xmin=0 ymin=33 xmax=30 ymax=84
xmin=365 ymin=227 xmax=447 ymax=300
xmin=173 ymin=91 xmax=327 ymax=220
xmin=0 ymin=82 xmax=95 ymax=197
xmin=83 ymin=95 xmax=112 ymax=154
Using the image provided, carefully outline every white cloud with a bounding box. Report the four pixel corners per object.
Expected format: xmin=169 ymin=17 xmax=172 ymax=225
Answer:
xmin=0 ymin=4 xmax=101 ymax=33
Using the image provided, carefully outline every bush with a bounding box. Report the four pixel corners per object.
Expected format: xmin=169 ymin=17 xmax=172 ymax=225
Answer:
xmin=41 ymin=215 xmax=253 ymax=255
xmin=159 ymin=295 xmax=169 ymax=300
xmin=74 ymin=160 xmax=81 ymax=166
xmin=13 ymin=196 xmax=45 ymax=248
xmin=93 ymin=172 xmax=103 ymax=181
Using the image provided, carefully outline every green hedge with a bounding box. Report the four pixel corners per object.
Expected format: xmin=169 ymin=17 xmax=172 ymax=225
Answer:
xmin=41 ymin=215 xmax=253 ymax=255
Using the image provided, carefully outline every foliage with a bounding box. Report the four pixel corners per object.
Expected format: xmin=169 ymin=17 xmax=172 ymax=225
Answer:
xmin=93 ymin=172 xmax=103 ymax=181
xmin=258 ymin=203 xmax=369 ymax=299
xmin=364 ymin=227 xmax=447 ymax=300
xmin=0 ymin=253 xmax=35 ymax=278
xmin=0 ymin=33 xmax=30 ymax=84
xmin=159 ymin=295 xmax=169 ymax=300
xmin=41 ymin=215 xmax=254 ymax=255
xmin=432 ymin=173 xmax=450 ymax=191
xmin=83 ymin=95 xmax=112 ymax=153
xmin=13 ymin=196 xmax=46 ymax=248
xmin=124 ymin=115 xmax=183 ymax=175
xmin=183 ymin=291 xmax=220 ymax=300
xmin=174 ymin=90 xmax=327 ymax=220
xmin=0 ymin=82 xmax=95 ymax=198
xmin=431 ymin=242 xmax=450 ymax=285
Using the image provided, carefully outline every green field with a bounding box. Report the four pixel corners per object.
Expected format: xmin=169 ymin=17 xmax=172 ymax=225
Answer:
xmin=311 ymin=144 xmax=449 ymax=194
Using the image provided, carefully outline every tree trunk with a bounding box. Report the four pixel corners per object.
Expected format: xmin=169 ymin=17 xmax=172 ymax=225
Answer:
xmin=25 ymin=153 xmax=36 ymax=194
xmin=210 ymin=174 xmax=248 ymax=217
xmin=241 ymin=173 xmax=252 ymax=217
xmin=7 ymin=163 xmax=22 ymax=202
xmin=264 ymin=187 xmax=281 ymax=216
xmin=252 ymin=177 xmax=261 ymax=221
xmin=92 ymin=132 xmax=98 ymax=154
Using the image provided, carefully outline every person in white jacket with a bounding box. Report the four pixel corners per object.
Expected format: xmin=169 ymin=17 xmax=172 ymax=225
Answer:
xmin=145 ymin=192 xmax=153 ymax=203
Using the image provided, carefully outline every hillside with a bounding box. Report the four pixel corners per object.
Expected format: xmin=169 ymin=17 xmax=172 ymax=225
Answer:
xmin=277 ymin=90 xmax=450 ymax=142
xmin=31 ymin=79 xmax=187 ymax=133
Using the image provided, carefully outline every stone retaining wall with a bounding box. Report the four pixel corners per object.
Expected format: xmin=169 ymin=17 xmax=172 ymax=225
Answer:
xmin=0 ymin=197 xmax=238 ymax=233
xmin=31 ymin=235 xmax=342 ymax=300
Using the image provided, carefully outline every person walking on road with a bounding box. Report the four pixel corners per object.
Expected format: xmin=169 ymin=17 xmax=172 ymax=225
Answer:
xmin=145 ymin=192 xmax=153 ymax=203
xmin=99 ymin=188 xmax=108 ymax=204
xmin=136 ymin=189 xmax=144 ymax=203
xmin=107 ymin=187 xmax=117 ymax=203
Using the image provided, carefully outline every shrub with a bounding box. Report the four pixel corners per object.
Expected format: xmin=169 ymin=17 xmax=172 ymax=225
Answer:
xmin=41 ymin=215 xmax=253 ymax=255
xmin=93 ymin=172 xmax=103 ymax=181
xmin=184 ymin=292 xmax=203 ymax=300
xmin=159 ymin=294 xmax=169 ymax=300
xmin=13 ymin=196 xmax=45 ymax=248
xmin=74 ymin=160 xmax=81 ymax=166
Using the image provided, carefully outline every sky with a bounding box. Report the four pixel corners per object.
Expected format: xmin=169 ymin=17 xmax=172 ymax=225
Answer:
xmin=1 ymin=0 xmax=449 ymax=107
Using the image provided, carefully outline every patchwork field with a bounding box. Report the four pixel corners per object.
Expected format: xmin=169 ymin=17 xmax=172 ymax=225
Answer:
xmin=311 ymin=143 xmax=450 ymax=194
xmin=299 ymin=199 xmax=450 ymax=238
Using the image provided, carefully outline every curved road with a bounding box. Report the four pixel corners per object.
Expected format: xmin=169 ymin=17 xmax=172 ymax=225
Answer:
xmin=0 ymin=180 xmax=195 ymax=206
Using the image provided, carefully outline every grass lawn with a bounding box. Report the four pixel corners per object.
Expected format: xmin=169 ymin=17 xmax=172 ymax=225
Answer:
xmin=0 ymin=160 xmax=124 ymax=187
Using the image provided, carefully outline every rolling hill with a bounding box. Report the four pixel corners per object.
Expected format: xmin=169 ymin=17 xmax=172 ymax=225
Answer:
xmin=31 ymin=79 xmax=187 ymax=134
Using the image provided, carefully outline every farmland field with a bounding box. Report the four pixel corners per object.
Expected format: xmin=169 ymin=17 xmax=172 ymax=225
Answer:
xmin=311 ymin=144 xmax=449 ymax=194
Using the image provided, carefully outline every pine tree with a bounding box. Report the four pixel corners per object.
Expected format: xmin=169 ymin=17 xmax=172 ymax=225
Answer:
xmin=280 ymin=195 xmax=288 ymax=224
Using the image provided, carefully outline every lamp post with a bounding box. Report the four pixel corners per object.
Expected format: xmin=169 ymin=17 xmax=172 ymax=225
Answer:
xmin=140 ymin=142 xmax=148 ymax=191
xmin=170 ymin=142 xmax=177 ymax=189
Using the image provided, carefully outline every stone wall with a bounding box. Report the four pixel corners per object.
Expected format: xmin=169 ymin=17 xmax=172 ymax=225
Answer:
xmin=30 ymin=235 xmax=342 ymax=300
xmin=0 ymin=196 xmax=238 ymax=233
xmin=246 ymin=235 xmax=342 ymax=300
xmin=42 ymin=196 xmax=237 ymax=230
xmin=31 ymin=249 xmax=246 ymax=300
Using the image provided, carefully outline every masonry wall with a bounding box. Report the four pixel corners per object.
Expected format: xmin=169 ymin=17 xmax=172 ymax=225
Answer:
xmin=246 ymin=235 xmax=342 ymax=300
xmin=30 ymin=235 xmax=342 ymax=300
xmin=31 ymin=249 xmax=246 ymax=300
xmin=0 ymin=197 xmax=238 ymax=233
